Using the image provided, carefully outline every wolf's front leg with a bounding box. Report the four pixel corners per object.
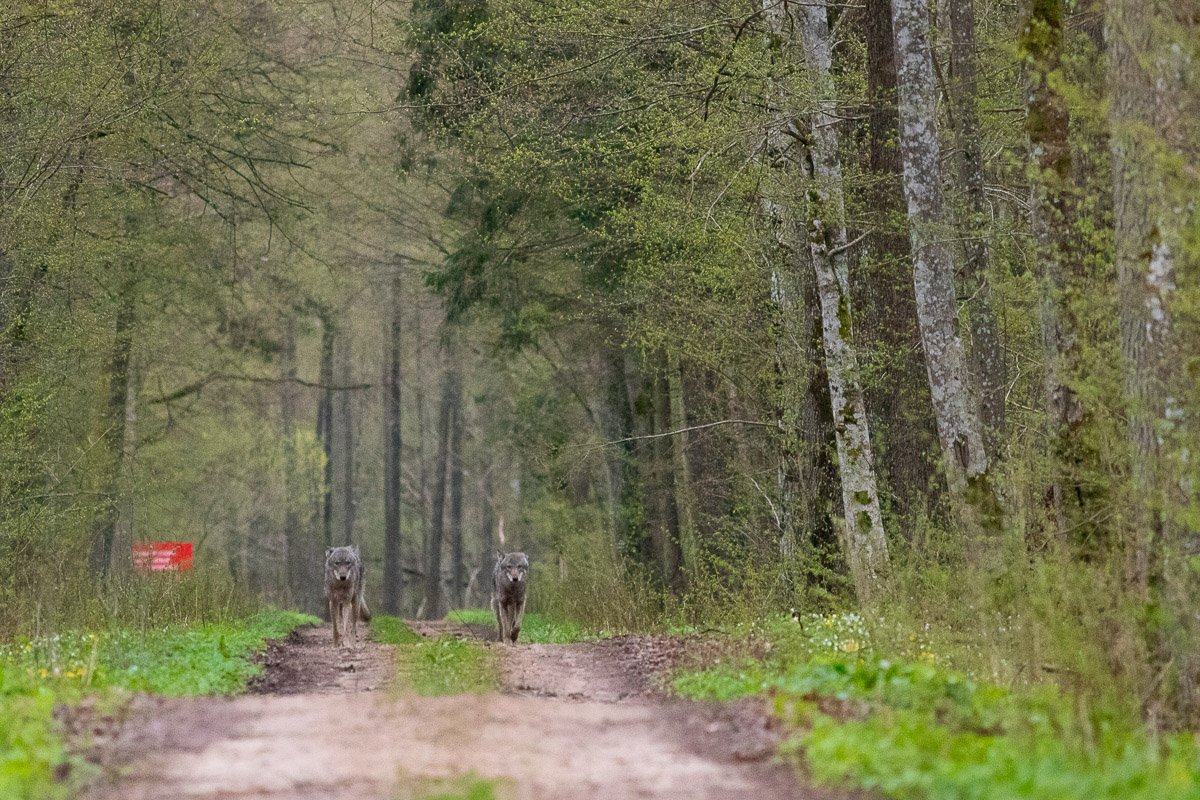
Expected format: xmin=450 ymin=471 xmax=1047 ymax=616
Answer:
xmin=511 ymin=597 xmax=526 ymax=644
xmin=331 ymin=600 xmax=342 ymax=648
xmin=341 ymin=602 xmax=354 ymax=649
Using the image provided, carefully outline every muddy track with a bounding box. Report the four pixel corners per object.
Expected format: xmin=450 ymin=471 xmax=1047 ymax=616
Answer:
xmin=80 ymin=620 xmax=851 ymax=800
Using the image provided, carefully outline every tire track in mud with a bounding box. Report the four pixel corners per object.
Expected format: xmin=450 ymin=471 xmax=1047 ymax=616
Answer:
xmin=81 ymin=620 xmax=849 ymax=800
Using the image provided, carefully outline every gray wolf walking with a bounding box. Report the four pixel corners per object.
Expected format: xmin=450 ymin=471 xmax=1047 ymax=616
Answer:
xmin=325 ymin=544 xmax=371 ymax=648
xmin=491 ymin=551 xmax=529 ymax=644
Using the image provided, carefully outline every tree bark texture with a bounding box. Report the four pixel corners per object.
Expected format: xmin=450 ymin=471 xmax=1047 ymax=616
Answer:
xmin=1022 ymin=0 xmax=1091 ymax=542
xmin=316 ymin=313 xmax=335 ymax=549
xmin=1107 ymin=0 xmax=1196 ymax=726
xmin=423 ymin=364 xmax=459 ymax=619
xmin=89 ymin=288 xmax=135 ymax=576
xmin=889 ymin=0 xmax=1002 ymax=537
xmin=797 ymin=1 xmax=891 ymax=598
xmin=948 ymin=0 xmax=1006 ymax=458
xmin=448 ymin=375 xmax=466 ymax=609
xmin=860 ymin=0 xmax=942 ymax=523
xmin=651 ymin=352 xmax=683 ymax=590
xmin=383 ymin=268 xmax=404 ymax=614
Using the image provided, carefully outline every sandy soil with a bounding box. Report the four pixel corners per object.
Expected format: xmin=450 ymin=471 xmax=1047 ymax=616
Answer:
xmin=78 ymin=619 xmax=852 ymax=800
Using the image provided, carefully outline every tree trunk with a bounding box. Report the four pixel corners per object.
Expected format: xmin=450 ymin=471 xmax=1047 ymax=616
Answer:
xmin=477 ymin=466 xmax=496 ymax=607
xmin=1022 ymin=0 xmax=1089 ymax=541
xmin=948 ymin=0 xmax=1006 ymax=458
xmin=281 ymin=317 xmax=318 ymax=613
xmin=666 ymin=352 xmax=695 ymax=582
xmin=860 ymin=0 xmax=942 ymax=525
xmin=315 ymin=312 xmax=335 ymax=549
xmin=334 ymin=333 xmax=357 ymax=545
xmin=383 ymin=268 xmax=404 ymax=614
xmin=448 ymin=375 xmax=466 ymax=609
xmin=889 ymin=0 xmax=1002 ymax=540
xmin=651 ymin=353 xmax=683 ymax=590
xmin=89 ymin=288 xmax=136 ymax=576
xmin=1107 ymin=0 xmax=1193 ymax=726
xmin=797 ymin=1 xmax=891 ymax=598
xmin=423 ymin=364 xmax=458 ymax=619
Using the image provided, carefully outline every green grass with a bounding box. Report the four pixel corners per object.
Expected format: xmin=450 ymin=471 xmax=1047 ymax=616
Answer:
xmin=371 ymin=615 xmax=423 ymax=645
xmin=0 ymin=609 xmax=316 ymax=800
xmin=394 ymin=771 xmax=513 ymax=800
xmin=445 ymin=609 xmax=593 ymax=643
xmin=672 ymin=613 xmax=1200 ymax=800
xmin=373 ymin=615 xmax=497 ymax=695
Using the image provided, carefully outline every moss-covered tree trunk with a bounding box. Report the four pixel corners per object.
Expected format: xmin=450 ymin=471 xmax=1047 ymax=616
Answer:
xmin=948 ymin=0 xmax=1006 ymax=459
xmin=1022 ymin=0 xmax=1091 ymax=542
xmin=796 ymin=1 xmax=890 ymax=598
xmin=890 ymin=0 xmax=1003 ymax=542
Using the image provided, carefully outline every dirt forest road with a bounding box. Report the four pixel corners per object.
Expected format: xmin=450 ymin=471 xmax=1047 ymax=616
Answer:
xmin=82 ymin=622 xmax=847 ymax=800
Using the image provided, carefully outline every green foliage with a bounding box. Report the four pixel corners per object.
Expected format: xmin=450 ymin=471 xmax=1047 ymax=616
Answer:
xmin=673 ymin=615 xmax=1200 ymax=800
xmin=94 ymin=611 xmax=318 ymax=695
xmin=0 ymin=664 xmax=68 ymax=800
xmin=1 ymin=610 xmax=316 ymax=697
xmin=0 ymin=609 xmax=313 ymax=800
xmin=445 ymin=609 xmax=592 ymax=644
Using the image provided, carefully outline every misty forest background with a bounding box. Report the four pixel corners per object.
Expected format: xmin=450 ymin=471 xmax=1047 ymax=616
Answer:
xmin=4 ymin=0 xmax=1200 ymax=730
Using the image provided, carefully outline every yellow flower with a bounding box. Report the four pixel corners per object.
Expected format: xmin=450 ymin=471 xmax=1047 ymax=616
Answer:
xmin=841 ymin=639 xmax=861 ymax=653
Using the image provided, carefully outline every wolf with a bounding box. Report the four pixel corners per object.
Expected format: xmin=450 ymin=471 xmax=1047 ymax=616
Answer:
xmin=325 ymin=544 xmax=371 ymax=648
xmin=491 ymin=551 xmax=529 ymax=644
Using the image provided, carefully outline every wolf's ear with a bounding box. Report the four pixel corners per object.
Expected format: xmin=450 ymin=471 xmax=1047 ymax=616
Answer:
xmin=494 ymin=549 xmax=505 ymax=562
xmin=352 ymin=544 xmax=361 ymax=556
xmin=326 ymin=547 xmax=334 ymax=557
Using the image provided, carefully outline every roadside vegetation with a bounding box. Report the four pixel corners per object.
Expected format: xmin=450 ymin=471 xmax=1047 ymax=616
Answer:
xmin=673 ymin=613 xmax=1200 ymax=800
xmin=0 ymin=606 xmax=315 ymax=800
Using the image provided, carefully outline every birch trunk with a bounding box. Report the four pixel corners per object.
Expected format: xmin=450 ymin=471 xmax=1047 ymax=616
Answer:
xmin=797 ymin=2 xmax=890 ymax=597
xmin=760 ymin=0 xmax=891 ymax=597
xmin=862 ymin=0 xmax=941 ymax=519
xmin=890 ymin=0 xmax=1002 ymax=536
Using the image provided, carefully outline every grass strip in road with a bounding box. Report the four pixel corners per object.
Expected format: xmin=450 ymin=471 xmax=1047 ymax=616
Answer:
xmin=0 ymin=608 xmax=317 ymax=800
xmin=672 ymin=613 xmax=1200 ymax=800
xmin=445 ymin=609 xmax=593 ymax=644
xmin=373 ymin=615 xmax=497 ymax=695
xmin=394 ymin=770 xmax=514 ymax=800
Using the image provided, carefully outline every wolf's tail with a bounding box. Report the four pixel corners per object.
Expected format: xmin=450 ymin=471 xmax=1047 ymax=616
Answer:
xmin=358 ymin=596 xmax=372 ymax=622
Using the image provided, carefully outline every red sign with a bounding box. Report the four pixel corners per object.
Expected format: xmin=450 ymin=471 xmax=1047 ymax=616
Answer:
xmin=133 ymin=542 xmax=194 ymax=572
